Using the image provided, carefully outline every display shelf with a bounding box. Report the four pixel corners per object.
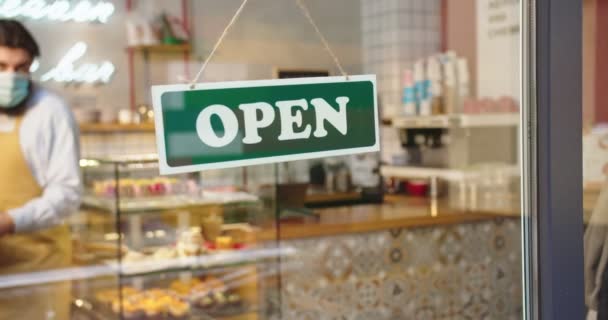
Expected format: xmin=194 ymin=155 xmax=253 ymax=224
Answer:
xmin=73 ymin=300 xmax=258 ymax=320
xmin=82 ymin=193 xmax=260 ymax=214
xmin=127 ymin=43 xmax=192 ymax=54
xmin=110 ymin=247 xmax=295 ymax=277
xmin=0 ymin=247 xmax=292 ymax=290
xmin=80 ymin=122 xmax=155 ymax=134
xmin=389 ymin=113 xmax=520 ymax=129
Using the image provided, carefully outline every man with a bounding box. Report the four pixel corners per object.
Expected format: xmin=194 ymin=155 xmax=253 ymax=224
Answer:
xmin=0 ymin=20 xmax=81 ymax=319
xmin=586 ymin=177 xmax=608 ymax=320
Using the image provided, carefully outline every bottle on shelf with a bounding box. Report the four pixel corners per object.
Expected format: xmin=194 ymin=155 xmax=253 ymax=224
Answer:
xmin=427 ymin=55 xmax=444 ymax=115
xmin=414 ymin=60 xmax=431 ymax=116
xmin=441 ymin=51 xmax=458 ymax=115
xmin=402 ymin=69 xmax=417 ymax=116
xmin=456 ymin=57 xmax=471 ymax=113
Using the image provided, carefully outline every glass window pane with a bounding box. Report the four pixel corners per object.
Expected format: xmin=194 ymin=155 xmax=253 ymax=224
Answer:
xmin=0 ymin=0 xmax=529 ymax=319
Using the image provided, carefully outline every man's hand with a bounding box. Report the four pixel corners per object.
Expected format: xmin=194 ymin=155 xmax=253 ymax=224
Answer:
xmin=0 ymin=212 xmax=15 ymax=237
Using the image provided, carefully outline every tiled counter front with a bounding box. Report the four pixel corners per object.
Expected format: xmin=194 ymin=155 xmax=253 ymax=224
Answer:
xmin=261 ymin=217 xmax=522 ymax=320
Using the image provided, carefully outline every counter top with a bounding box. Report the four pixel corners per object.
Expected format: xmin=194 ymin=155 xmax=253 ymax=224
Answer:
xmin=258 ymin=195 xmax=519 ymax=241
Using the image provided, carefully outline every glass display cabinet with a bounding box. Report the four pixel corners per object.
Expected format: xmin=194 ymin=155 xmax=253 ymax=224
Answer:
xmin=71 ymin=155 xmax=283 ymax=320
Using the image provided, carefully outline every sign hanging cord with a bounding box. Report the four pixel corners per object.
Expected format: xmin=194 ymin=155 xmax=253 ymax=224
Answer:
xmin=294 ymin=0 xmax=349 ymax=80
xmin=189 ymin=0 xmax=349 ymax=89
xmin=189 ymin=0 xmax=250 ymax=89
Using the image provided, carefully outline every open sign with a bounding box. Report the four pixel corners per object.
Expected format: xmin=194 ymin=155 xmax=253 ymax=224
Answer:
xmin=152 ymin=75 xmax=379 ymax=174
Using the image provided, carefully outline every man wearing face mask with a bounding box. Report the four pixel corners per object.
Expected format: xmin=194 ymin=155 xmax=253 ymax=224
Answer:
xmin=0 ymin=20 xmax=81 ymax=319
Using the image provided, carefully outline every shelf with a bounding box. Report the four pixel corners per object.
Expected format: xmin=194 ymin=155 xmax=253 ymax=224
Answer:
xmin=127 ymin=43 xmax=192 ymax=54
xmin=80 ymin=123 xmax=155 ymax=134
xmin=392 ymin=115 xmax=450 ymax=128
xmin=74 ymin=300 xmax=258 ymax=320
xmin=380 ymin=165 xmax=520 ymax=181
xmin=109 ymin=247 xmax=295 ymax=277
xmin=389 ymin=113 xmax=520 ymax=129
xmin=0 ymin=247 xmax=293 ymax=289
xmin=82 ymin=194 xmax=260 ymax=215
xmin=453 ymin=113 xmax=520 ymax=127
xmin=380 ymin=166 xmax=466 ymax=181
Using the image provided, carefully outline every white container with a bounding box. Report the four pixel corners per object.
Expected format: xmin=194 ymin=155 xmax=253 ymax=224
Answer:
xmin=118 ymin=109 xmax=133 ymax=124
xmin=427 ymin=56 xmax=443 ymax=114
xmin=441 ymin=53 xmax=458 ymax=114
xmin=456 ymin=57 xmax=471 ymax=113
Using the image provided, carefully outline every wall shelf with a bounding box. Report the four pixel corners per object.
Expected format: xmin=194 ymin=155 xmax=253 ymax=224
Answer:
xmin=80 ymin=123 xmax=155 ymax=134
xmin=127 ymin=43 xmax=192 ymax=54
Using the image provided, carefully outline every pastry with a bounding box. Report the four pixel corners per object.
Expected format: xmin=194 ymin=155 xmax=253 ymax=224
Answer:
xmin=213 ymin=291 xmax=227 ymax=307
xmin=92 ymin=177 xmax=197 ymax=199
xmin=123 ymin=250 xmax=146 ymax=263
xmin=215 ymin=236 xmax=233 ymax=250
xmin=121 ymin=301 xmax=142 ymax=320
xmin=205 ymin=276 xmax=226 ymax=292
xmin=111 ymin=298 xmax=121 ymax=314
xmin=201 ymin=213 xmax=223 ymax=242
xmin=145 ymin=288 xmax=168 ymax=300
xmin=143 ymin=306 xmax=162 ymax=320
xmin=169 ymin=282 xmax=191 ymax=297
xmin=191 ymin=282 xmax=212 ymax=298
xmin=168 ymin=300 xmax=190 ymax=320
xmin=140 ymin=298 xmax=163 ymax=320
xmin=149 ymin=178 xmax=167 ymax=196
xmin=169 ymin=278 xmax=201 ymax=296
xmin=177 ymin=229 xmax=205 ymax=257
xmin=157 ymin=294 xmax=175 ymax=311
xmin=153 ymin=247 xmax=177 ymax=260
xmin=118 ymin=179 xmax=137 ymax=198
xmin=226 ymin=293 xmax=243 ymax=308
xmin=195 ymin=295 xmax=215 ymax=311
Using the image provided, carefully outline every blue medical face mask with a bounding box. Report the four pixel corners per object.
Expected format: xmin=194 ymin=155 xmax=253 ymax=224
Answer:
xmin=0 ymin=72 xmax=30 ymax=109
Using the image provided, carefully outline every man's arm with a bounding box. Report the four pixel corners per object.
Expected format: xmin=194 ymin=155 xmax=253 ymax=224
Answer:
xmin=0 ymin=212 xmax=14 ymax=236
xmin=6 ymin=95 xmax=82 ymax=233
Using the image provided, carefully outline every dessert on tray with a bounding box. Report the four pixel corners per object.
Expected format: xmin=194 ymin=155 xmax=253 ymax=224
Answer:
xmin=94 ymin=276 xmax=245 ymax=319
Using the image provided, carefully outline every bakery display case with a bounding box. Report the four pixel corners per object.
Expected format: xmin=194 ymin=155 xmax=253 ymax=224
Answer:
xmin=71 ymin=155 xmax=282 ymax=320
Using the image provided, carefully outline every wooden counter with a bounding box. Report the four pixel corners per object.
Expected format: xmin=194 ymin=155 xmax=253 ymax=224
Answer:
xmin=259 ymin=195 xmax=520 ymax=241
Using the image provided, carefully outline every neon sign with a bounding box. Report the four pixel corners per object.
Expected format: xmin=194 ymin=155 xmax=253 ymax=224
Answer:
xmin=36 ymin=42 xmax=115 ymax=84
xmin=0 ymin=0 xmax=115 ymax=23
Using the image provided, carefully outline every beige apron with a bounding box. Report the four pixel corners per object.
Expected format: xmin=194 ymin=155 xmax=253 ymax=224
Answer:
xmin=0 ymin=116 xmax=71 ymax=320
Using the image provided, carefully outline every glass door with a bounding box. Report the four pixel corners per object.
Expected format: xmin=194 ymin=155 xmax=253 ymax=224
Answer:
xmin=1 ymin=0 xmax=587 ymax=319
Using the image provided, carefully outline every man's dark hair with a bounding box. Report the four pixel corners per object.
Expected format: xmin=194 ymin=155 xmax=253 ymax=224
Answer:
xmin=0 ymin=19 xmax=40 ymax=58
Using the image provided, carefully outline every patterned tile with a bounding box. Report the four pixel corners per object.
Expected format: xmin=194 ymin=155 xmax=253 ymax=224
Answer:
xmin=321 ymin=241 xmax=353 ymax=281
xmin=462 ymin=294 xmax=491 ymax=320
xmin=265 ymin=218 xmax=523 ymax=320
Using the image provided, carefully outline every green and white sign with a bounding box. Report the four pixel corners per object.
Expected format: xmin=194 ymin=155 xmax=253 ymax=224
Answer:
xmin=152 ymin=75 xmax=379 ymax=175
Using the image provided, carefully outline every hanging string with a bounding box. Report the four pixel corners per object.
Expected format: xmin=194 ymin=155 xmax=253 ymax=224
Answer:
xmin=189 ymin=0 xmax=250 ymax=89
xmin=294 ymin=0 xmax=349 ymax=80
xmin=189 ymin=0 xmax=349 ymax=89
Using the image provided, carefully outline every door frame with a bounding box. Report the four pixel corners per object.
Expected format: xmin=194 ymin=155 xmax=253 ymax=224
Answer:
xmin=523 ymin=0 xmax=585 ymax=318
